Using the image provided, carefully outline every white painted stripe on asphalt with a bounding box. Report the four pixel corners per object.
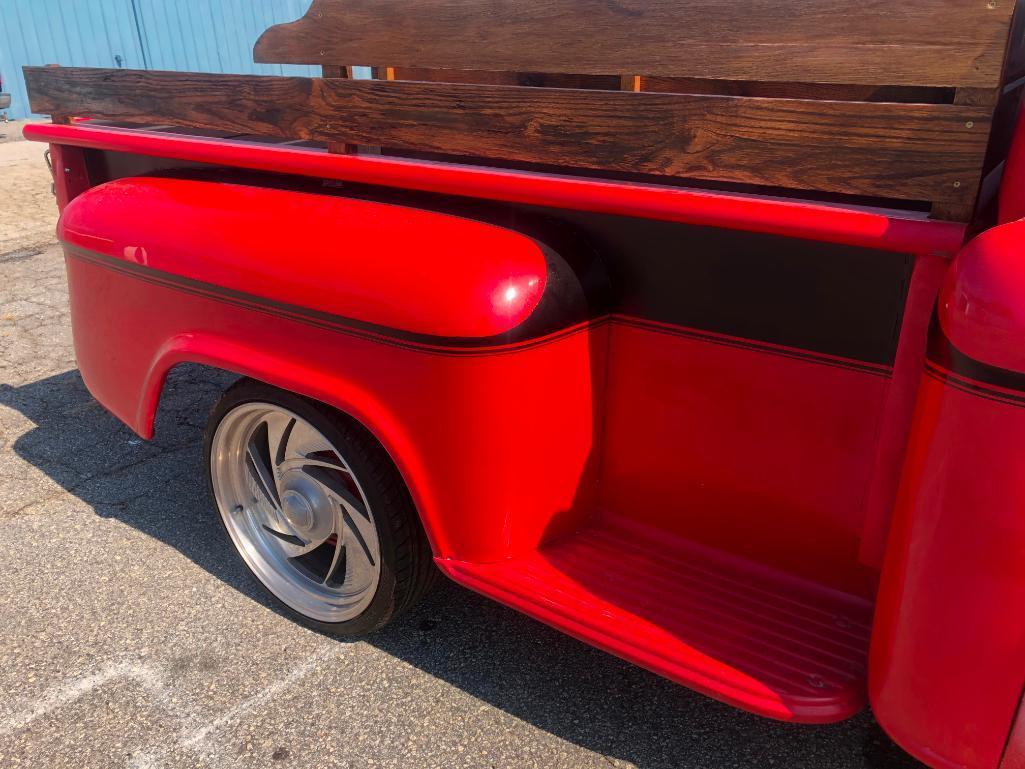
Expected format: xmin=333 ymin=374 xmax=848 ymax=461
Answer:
xmin=132 ymin=647 xmax=340 ymax=769
xmin=0 ymin=660 xmax=178 ymax=736
xmin=0 ymin=646 xmax=340 ymax=769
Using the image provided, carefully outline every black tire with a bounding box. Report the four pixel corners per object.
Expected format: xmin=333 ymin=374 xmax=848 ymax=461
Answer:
xmin=203 ymin=378 xmax=436 ymax=636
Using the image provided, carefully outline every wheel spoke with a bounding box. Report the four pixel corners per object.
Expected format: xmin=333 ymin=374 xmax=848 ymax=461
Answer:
xmin=303 ymin=464 xmax=378 ymax=582
xmin=303 ymin=465 xmax=367 ymax=518
xmin=262 ymin=524 xmax=306 ymax=547
xmin=249 ymin=413 xmax=298 ymax=505
xmin=268 ymin=413 xmax=296 ymax=466
xmin=288 ymin=419 xmax=333 ymax=456
xmin=246 ymin=417 xmax=313 ymax=544
xmin=323 ymin=529 xmax=345 ymax=585
xmin=342 ymin=516 xmax=377 ymax=587
xmin=245 ymin=443 xmax=280 ymax=510
xmin=295 ymin=455 xmax=349 ymax=472
xmin=341 ymin=507 xmax=377 ymax=567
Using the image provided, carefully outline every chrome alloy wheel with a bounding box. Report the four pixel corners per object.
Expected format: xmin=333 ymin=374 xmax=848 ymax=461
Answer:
xmin=210 ymin=402 xmax=381 ymax=622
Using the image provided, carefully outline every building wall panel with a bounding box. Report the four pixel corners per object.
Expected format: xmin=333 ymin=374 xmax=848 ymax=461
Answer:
xmin=1 ymin=0 xmax=319 ymax=120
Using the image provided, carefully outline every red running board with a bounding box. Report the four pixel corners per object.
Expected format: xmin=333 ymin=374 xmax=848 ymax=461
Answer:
xmin=440 ymin=516 xmax=871 ymax=723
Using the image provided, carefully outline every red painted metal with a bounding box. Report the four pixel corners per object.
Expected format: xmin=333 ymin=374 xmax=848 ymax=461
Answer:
xmin=599 ymin=317 xmax=888 ymax=599
xmin=444 ymin=514 xmax=873 ymax=723
xmin=59 ymin=177 xmax=547 ymax=339
xmin=940 ymin=217 xmax=1025 ymax=375
xmin=47 ymin=143 xmax=90 ymax=210
xmin=1001 ymin=702 xmax=1025 ymax=769
xmin=870 ymin=370 xmax=1025 ymax=769
xmin=63 ymin=251 xmax=603 ymax=562
xmin=24 ymin=122 xmax=966 ymax=256
xmin=858 ymin=252 xmax=949 ymax=570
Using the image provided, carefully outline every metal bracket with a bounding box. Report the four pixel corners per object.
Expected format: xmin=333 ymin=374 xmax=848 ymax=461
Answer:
xmin=43 ymin=148 xmax=55 ymax=196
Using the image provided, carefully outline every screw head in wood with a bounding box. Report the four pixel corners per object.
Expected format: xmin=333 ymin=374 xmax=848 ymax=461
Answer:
xmin=953 ymin=180 xmax=962 ymax=188
xmin=966 ymin=120 xmax=975 ymax=128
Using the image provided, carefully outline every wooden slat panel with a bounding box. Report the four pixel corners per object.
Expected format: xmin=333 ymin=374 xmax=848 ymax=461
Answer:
xmin=254 ymin=0 xmax=1014 ymax=88
xmin=322 ymin=65 xmax=358 ymax=154
xmin=24 ymin=66 xmax=990 ymax=206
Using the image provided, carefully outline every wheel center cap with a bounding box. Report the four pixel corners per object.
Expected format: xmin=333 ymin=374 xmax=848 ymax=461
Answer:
xmin=281 ymin=489 xmax=315 ymax=530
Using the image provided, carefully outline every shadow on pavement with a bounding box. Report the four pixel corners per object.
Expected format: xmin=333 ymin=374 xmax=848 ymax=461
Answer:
xmin=0 ymin=365 xmax=923 ymax=769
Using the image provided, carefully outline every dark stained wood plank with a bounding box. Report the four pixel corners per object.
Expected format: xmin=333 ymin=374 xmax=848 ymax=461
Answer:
xmin=953 ymin=86 xmax=1001 ymax=106
xmin=43 ymin=63 xmax=73 ymax=125
xmin=931 ymin=201 xmax=977 ymax=221
xmin=24 ymin=66 xmax=991 ymax=206
xmin=321 ymin=65 xmax=357 ymax=154
xmin=254 ymin=0 xmax=1014 ymax=88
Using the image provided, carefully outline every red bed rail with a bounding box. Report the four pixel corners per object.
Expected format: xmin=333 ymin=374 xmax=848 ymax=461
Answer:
xmin=24 ymin=122 xmax=966 ymax=258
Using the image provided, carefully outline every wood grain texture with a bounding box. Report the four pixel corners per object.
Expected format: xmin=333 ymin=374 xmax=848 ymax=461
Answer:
xmin=322 ymin=65 xmax=357 ymax=154
xmin=24 ymin=66 xmax=991 ymax=206
xmin=254 ymin=0 xmax=1014 ymax=88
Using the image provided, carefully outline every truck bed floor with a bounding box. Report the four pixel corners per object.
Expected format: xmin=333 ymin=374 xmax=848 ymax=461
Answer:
xmin=443 ymin=515 xmax=872 ymax=722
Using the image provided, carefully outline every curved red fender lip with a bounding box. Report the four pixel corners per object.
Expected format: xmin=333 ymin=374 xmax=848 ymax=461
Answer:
xmin=940 ymin=217 xmax=1025 ymax=373
xmin=57 ymin=176 xmax=548 ymax=339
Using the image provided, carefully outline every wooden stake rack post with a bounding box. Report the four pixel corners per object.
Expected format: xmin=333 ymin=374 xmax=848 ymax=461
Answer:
xmin=23 ymin=0 xmax=1025 ymax=221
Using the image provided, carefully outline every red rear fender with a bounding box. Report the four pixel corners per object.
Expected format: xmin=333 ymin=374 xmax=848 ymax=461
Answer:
xmin=58 ymin=176 xmax=604 ymax=563
xmin=58 ymin=176 xmax=554 ymax=341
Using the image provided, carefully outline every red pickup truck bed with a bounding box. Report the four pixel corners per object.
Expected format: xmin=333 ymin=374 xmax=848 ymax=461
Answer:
xmin=22 ymin=2 xmax=1025 ymax=767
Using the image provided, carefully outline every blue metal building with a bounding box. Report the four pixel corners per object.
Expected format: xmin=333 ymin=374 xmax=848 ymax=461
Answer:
xmin=0 ymin=0 xmax=320 ymax=120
